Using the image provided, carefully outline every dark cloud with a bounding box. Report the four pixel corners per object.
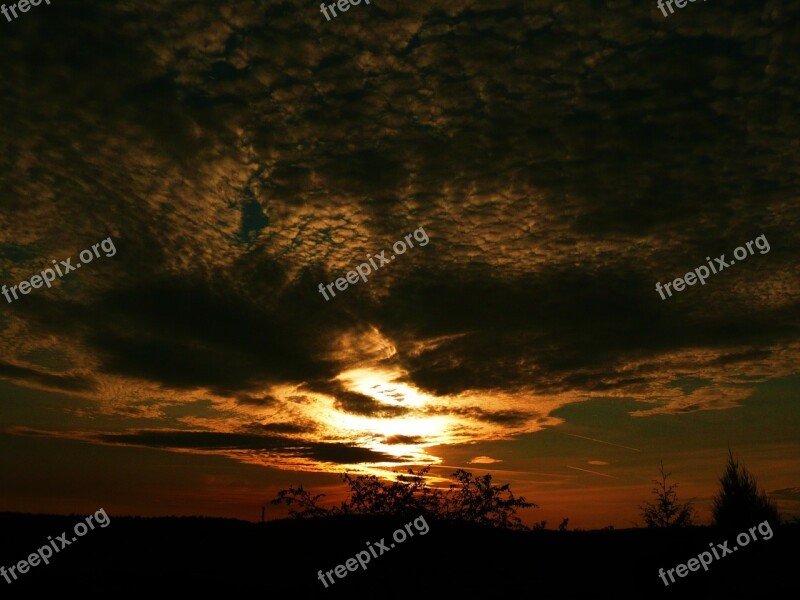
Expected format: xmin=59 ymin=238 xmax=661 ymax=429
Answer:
xmin=240 ymin=421 xmax=315 ymax=435
xmin=425 ymin=404 xmax=533 ymax=427
xmin=0 ymin=360 xmax=95 ymax=393
xmin=91 ymin=430 xmax=402 ymax=464
xmin=383 ymin=435 xmax=426 ymax=445
xmin=0 ymin=0 xmax=798 ymax=439
xmin=710 ymin=349 xmax=773 ymax=366
xmin=12 ymin=273 xmax=355 ymax=395
xmin=381 ymin=266 xmax=799 ymax=395
xmin=770 ymin=488 xmax=800 ymax=502
xmin=234 ymin=394 xmax=281 ymax=407
xmin=303 ymin=381 xmax=411 ymax=418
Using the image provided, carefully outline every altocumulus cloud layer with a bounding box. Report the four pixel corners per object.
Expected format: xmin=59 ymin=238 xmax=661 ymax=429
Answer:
xmin=0 ymin=0 xmax=799 ymax=473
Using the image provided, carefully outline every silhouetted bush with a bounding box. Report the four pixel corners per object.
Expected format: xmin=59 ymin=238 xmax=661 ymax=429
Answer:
xmin=271 ymin=467 xmax=536 ymax=530
xmin=336 ymin=467 xmax=443 ymax=518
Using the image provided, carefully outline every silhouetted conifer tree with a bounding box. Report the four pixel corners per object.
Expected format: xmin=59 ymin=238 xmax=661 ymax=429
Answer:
xmin=712 ymin=448 xmax=779 ymax=529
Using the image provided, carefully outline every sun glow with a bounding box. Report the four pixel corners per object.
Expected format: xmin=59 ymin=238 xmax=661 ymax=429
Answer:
xmin=329 ymin=412 xmax=453 ymax=443
xmin=289 ymin=367 xmax=460 ymax=465
xmin=257 ymin=360 xmax=551 ymax=476
xmin=336 ymin=367 xmax=431 ymax=408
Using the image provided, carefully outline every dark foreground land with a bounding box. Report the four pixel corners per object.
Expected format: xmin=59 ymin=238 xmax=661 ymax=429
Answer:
xmin=0 ymin=512 xmax=797 ymax=598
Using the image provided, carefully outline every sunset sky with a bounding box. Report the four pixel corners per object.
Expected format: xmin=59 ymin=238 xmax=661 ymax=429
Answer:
xmin=1 ymin=0 xmax=798 ymax=530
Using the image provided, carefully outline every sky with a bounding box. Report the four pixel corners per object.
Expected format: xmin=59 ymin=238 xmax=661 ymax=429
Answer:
xmin=0 ymin=0 xmax=799 ymax=530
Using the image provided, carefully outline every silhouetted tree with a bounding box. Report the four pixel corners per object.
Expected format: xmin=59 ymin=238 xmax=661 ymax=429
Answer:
xmin=712 ymin=448 xmax=779 ymax=529
xmin=640 ymin=461 xmax=695 ymax=528
xmin=271 ymin=467 xmax=536 ymax=529
xmin=442 ymin=470 xmax=536 ymax=530
xmin=337 ymin=467 xmax=442 ymax=517
xmin=270 ymin=485 xmax=328 ymax=518
xmin=558 ymin=518 xmax=569 ymax=532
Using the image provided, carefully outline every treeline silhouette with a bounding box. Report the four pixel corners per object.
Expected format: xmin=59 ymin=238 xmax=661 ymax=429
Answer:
xmin=274 ymin=447 xmax=784 ymax=532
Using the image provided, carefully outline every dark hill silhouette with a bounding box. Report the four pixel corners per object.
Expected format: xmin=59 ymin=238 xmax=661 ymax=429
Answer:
xmin=0 ymin=512 xmax=796 ymax=597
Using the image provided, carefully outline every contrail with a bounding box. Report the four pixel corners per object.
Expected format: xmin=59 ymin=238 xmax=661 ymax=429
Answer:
xmin=567 ymin=465 xmax=618 ymax=479
xmin=565 ymin=433 xmax=641 ymax=452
